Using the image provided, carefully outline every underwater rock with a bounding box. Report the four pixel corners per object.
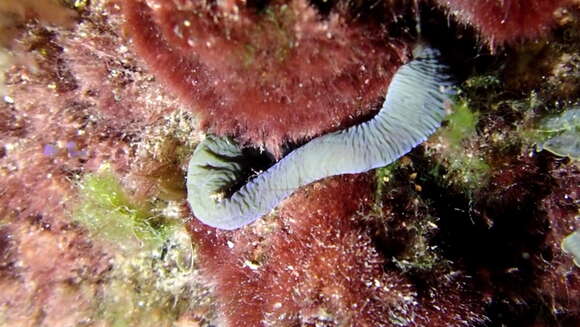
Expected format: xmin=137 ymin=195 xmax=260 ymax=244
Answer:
xmin=0 ymin=2 xmax=204 ymax=325
xmin=0 ymin=0 xmax=578 ymax=326
xmin=187 ymin=174 xmax=487 ymax=326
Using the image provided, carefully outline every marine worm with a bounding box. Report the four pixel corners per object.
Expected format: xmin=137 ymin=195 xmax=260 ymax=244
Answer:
xmin=562 ymin=231 xmax=580 ymax=267
xmin=187 ymin=45 xmax=455 ymax=230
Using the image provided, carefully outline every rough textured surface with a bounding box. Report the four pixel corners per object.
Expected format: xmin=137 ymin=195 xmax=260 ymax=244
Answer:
xmin=435 ymin=0 xmax=574 ymax=45
xmin=0 ymin=1 xmax=209 ymax=325
xmin=123 ymin=0 xmax=410 ymax=157
xmin=187 ymin=174 xmax=487 ymax=326
xmin=0 ymin=0 xmax=578 ymax=326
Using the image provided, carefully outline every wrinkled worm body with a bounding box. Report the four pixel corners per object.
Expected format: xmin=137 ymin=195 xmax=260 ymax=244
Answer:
xmin=187 ymin=46 xmax=455 ymax=230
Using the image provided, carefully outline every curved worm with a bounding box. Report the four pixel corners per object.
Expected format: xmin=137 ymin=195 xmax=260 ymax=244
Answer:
xmin=187 ymin=46 xmax=455 ymax=230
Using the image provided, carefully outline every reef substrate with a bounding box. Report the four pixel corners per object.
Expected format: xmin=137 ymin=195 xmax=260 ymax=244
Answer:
xmin=0 ymin=0 xmax=578 ymax=326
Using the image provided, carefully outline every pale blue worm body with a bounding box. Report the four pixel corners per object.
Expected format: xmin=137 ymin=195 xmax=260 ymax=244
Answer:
xmin=187 ymin=46 xmax=455 ymax=230
xmin=562 ymin=231 xmax=580 ymax=267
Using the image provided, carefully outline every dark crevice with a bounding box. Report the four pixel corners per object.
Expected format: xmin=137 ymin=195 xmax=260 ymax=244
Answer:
xmin=220 ymin=145 xmax=277 ymax=199
xmin=246 ymin=0 xmax=271 ymax=13
xmin=307 ymin=0 xmax=335 ymax=17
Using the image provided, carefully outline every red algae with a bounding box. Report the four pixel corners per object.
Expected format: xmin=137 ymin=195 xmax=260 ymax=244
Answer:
xmin=435 ymin=0 xmax=572 ymax=45
xmin=0 ymin=16 xmax=167 ymax=228
xmin=187 ymin=174 xmax=486 ymax=326
xmin=537 ymin=160 xmax=579 ymax=321
xmin=0 ymin=0 xmax=577 ymax=325
xmin=0 ymin=220 xmax=112 ymax=326
xmin=480 ymin=154 xmax=580 ymax=324
xmin=0 ymin=2 xmax=196 ymax=324
xmin=123 ymin=0 xmax=408 ymax=156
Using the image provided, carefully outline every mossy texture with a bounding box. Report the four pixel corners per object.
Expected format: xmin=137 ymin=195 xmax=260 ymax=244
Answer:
xmin=0 ymin=0 xmax=578 ymax=326
xmin=90 ymin=227 xmax=205 ymax=327
xmin=242 ymin=4 xmax=296 ymax=70
xmin=441 ymin=100 xmax=479 ymax=148
xmin=74 ymin=170 xmax=211 ymax=326
xmin=74 ymin=169 xmax=171 ymax=250
xmin=374 ymin=164 xmax=397 ymax=205
xmin=430 ymin=99 xmax=491 ymax=194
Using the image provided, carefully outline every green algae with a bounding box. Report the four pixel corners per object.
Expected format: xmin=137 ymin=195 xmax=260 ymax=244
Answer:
xmin=374 ymin=164 xmax=398 ymax=205
xmin=439 ymin=153 xmax=490 ymax=189
xmin=464 ymin=74 xmax=501 ymax=89
xmin=69 ymin=111 xmax=214 ymax=325
xmin=73 ymin=169 xmax=211 ymax=326
xmin=440 ymin=100 xmax=479 ymax=149
xmin=430 ymin=100 xmax=491 ymax=194
xmin=535 ymin=107 xmax=580 ymax=160
xmin=74 ymin=169 xmax=171 ymax=250
xmin=69 ymin=0 xmax=89 ymax=10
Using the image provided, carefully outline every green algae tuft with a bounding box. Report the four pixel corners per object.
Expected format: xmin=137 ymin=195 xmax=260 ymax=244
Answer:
xmin=440 ymin=100 xmax=480 ymax=149
xmin=74 ymin=169 xmax=171 ymax=250
xmin=430 ymin=100 xmax=491 ymax=194
xmin=73 ymin=168 xmax=210 ymax=326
